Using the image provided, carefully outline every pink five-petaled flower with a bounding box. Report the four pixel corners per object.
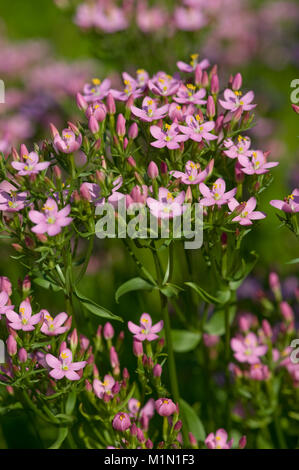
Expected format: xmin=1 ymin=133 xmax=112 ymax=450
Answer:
xmin=155 ymin=398 xmax=177 ymax=417
xmin=128 ymin=313 xmax=163 ymax=342
xmin=112 ymin=412 xmax=131 ymax=432
xmin=93 ymin=374 xmax=115 ymax=399
xmin=111 ymin=72 xmax=144 ymax=101
xmin=53 ymin=128 xmax=82 ymax=154
xmin=150 ymin=123 xmax=188 ymax=149
xmin=228 ymin=197 xmax=266 ymax=226
xmin=131 ymin=97 xmax=169 ymax=122
xmin=171 ymin=159 xmax=214 ymax=185
xmin=205 ymin=429 xmax=233 ymax=449
xmin=148 ymin=72 xmax=180 ymax=97
xmin=238 ymin=150 xmax=278 ymax=175
xmin=11 ymin=151 xmax=50 ymax=176
xmin=270 ymin=189 xmax=299 ymax=213
xmin=179 ymin=115 xmax=217 ymax=142
xmin=174 ymin=83 xmax=206 ymax=105
xmin=219 ymin=89 xmax=256 ymax=112
xmin=46 ymin=348 xmax=86 ymax=381
xmin=223 ymin=136 xmax=252 ymax=160
xmin=40 ymin=310 xmax=69 ymax=336
xmin=0 ymin=291 xmax=14 ymax=318
xmin=82 ymin=78 xmax=111 ymax=102
xmin=6 ymin=300 xmax=41 ymax=332
xmin=199 ymin=178 xmax=237 ymax=206
xmin=231 ymin=333 xmax=268 ymax=364
xmin=0 ymin=187 xmax=28 ymax=212
xmin=29 ymin=198 xmax=72 ymax=236
xmin=177 ymin=54 xmax=209 ymax=73
xmin=147 ymin=188 xmax=186 ymax=219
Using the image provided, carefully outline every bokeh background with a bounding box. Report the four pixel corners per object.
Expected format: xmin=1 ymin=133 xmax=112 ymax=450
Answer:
xmin=0 ymin=0 xmax=298 ymax=447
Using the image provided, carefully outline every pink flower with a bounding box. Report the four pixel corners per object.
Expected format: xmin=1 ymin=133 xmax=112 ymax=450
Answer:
xmin=93 ymin=5 xmax=128 ymax=33
xmin=112 ymin=412 xmax=131 ymax=431
xmin=128 ymin=398 xmax=141 ymax=417
xmin=199 ymin=178 xmax=237 ymax=206
xmin=128 ymin=313 xmax=163 ymax=342
xmin=85 ymin=101 xmax=107 ymax=121
xmin=205 ymin=429 xmax=233 ymax=449
xmin=147 ymin=188 xmax=186 ymax=219
xmin=231 ymin=333 xmax=268 ymax=364
xmin=174 ymin=7 xmax=206 ymax=31
xmin=238 ymin=150 xmax=278 ymax=175
xmin=150 ymin=123 xmax=188 ymax=149
xmin=174 ymin=84 xmax=206 ymax=105
xmin=53 ymin=128 xmax=82 ymax=154
xmin=40 ymin=310 xmax=69 ymax=336
xmin=80 ymin=182 xmax=104 ymax=207
xmin=6 ymin=300 xmax=41 ymax=332
xmin=0 ymin=187 xmax=28 ymax=212
xmin=177 ymin=54 xmax=209 ymax=73
xmin=148 ymin=72 xmax=180 ymax=97
xmin=228 ymin=197 xmax=266 ymax=225
xmin=82 ymin=78 xmax=111 ymax=102
xmin=0 ymin=291 xmax=14 ymax=317
xmin=223 ymin=136 xmax=252 ymax=160
xmin=111 ymin=72 xmax=144 ymax=101
xmin=93 ymin=374 xmax=115 ymax=399
xmin=46 ymin=348 xmax=86 ymax=380
xmin=29 ymin=198 xmax=72 ymax=236
xmin=0 ymin=277 xmax=12 ymax=296
xmin=155 ymin=398 xmax=176 ymax=417
xmin=249 ymin=363 xmax=270 ymax=381
xmin=270 ymin=189 xmax=299 ymax=213
xmin=11 ymin=152 xmax=50 ymax=176
xmin=179 ymin=115 xmax=217 ymax=142
xmin=136 ymin=3 xmax=168 ymax=33
xmin=219 ymin=89 xmax=256 ymax=112
xmin=126 ymin=185 xmax=148 ymax=208
xmin=171 ymin=160 xmax=214 ymax=185
xmin=131 ymin=97 xmax=168 ymax=122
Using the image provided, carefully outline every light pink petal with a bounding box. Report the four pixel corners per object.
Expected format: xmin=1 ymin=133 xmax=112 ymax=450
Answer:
xmin=128 ymin=321 xmax=141 ymax=334
xmin=46 ymin=354 xmax=61 ymax=369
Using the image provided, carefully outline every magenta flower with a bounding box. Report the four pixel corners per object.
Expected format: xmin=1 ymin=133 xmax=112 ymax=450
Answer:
xmin=148 ymin=72 xmax=180 ymax=97
xmin=231 ymin=333 xmax=268 ymax=364
xmin=53 ymin=128 xmax=82 ymax=154
xmin=223 ymin=136 xmax=252 ymax=160
xmin=112 ymin=412 xmax=131 ymax=432
xmin=179 ymin=115 xmax=217 ymax=142
xmin=93 ymin=375 xmax=115 ymax=399
xmin=6 ymin=300 xmax=41 ymax=332
xmin=29 ymin=198 xmax=72 ymax=236
xmin=128 ymin=313 xmax=163 ymax=342
xmin=46 ymin=348 xmax=86 ymax=381
xmin=128 ymin=398 xmax=141 ymax=417
xmin=228 ymin=197 xmax=266 ymax=225
xmin=131 ymin=97 xmax=169 ymax=122
xmin=238 ymin=150 xmax=278 ymax=175
xmin=40 ymin=310 xmax=69 ymax=336
xmin=174 ymin=84 xmax=206 ymax=105
xmin=80 ymin=182 xmax=104 ymax=207
xmin=199 ymin=178 xmax=237 ymax=206
xmin=171 ymin=159 xmax=214 ymax=185
xmin=177 ymin=54 xmax=209 ymax=73
xmin=174 ymin=6 xmax=206 ymax=31
xmin=93 ymin=5 xmax=128 ymax=33
xmin=111 ymin=72 xmax=144 ymax=101
xmin=249 ymin=363 xmax=270 ymax=381
xmin=155 ymin=398 xmax=177 ymax=417
xmin=0 ymin=291 xmax=14 ymax=318
xmin=147 ymin=188 xmax=186 ymax=219
xmin=150 ymin=123 xmax=188 ymax=149
xmin=82 ymin=78 xmax=111 ymax=102
xmin=0 ymin=188 xmax=28 ymax=212
xmin=11 ymin=151 xmax=50 ymax=176
xmin=270 ymin=189 xmax=299 ymax=213
xmin=205 ymin=429 xmax=233 ymax=449
xmin=85 ymin=101 xmax=107 ymax=121
xmin=219 ymin=89 xmax=256 ymax=112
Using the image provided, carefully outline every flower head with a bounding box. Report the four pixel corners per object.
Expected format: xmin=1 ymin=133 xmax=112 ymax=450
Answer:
xmin=53 ymin=128 xmax=82 ymax=154
xmin=147 ymin=188 xmax=186 ymax=219
xmin=112 ymin=412 xmax=131 ymax=431
xmin=46 ymin=348 xmax=86 ymax=380
xmin=228 ymin=197 xmax=266 ymax=225
xmin=93 ymin=375 xmax=115 ymax=399
xmin=179 ymin=115 xmax=217 ymax=142
xmin=150 ymin=123 xmax=188 ymax=149
xmin=11 ymin=151 xmax=50 ymax=176
xmin=6 ymin=300 xmax=41 ymax=332
xmin=219 ymin=89 xmax=256 ymax=112
xmin=231 ymin=332 xmax=268 ymax=364
xmin=128 ymin=313 xmax=163 ymax=342
xmin=172 ymin=160 xmax=214 ymax=185
xmin=199 ymin=178 xmax=236 ymax=206
xmin=29 ymin=198 xmax=72 ymax=236
xmin=155 ymin=398 xmax=177 ymax=417
xmin=40 ymin=310 xmax=69 ymax=336
xmin=270 ymin=189 xmax=299 ymax=213
xmin=205 ymin=429 xmax=233 ymax=449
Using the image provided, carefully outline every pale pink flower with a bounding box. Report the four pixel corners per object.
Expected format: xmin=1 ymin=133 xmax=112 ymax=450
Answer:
xmin=128 ymin=313 xmax=163 ymax=342
xmin=6 ymin=300 xmax=41 ymax=332
xmin=46 ymin=348 xmax=86 ymax=380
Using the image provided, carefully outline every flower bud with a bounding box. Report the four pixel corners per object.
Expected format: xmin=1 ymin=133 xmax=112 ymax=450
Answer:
xmin=70 ymin=328 xmax=78 ymax=350
xmin=153 ymin=364 xmax=162 ymax=377
xmin=116 ymin=114 xmax=126 ymax=137
xmin=127 ymin=155 xmax=136 ymax=168
xmin=206 ymin=95 xmax=215 ymax=118
xmin=211 ymin=74 xmax=219 ymax=94
xmin=147 ymin=161 xmax=159 ymax=179
xmin=232 ymin=73 xmax=242 ymax=91
xmin=128 ymin=123 xmax=138 ymax=139
xmin=195 ymin=65 xmax=202 ymax=85
xmin=76 ymin=92 xmax=88 ymax=111
xmin=146 ymin=439 xmax=153 ymax=449
xmin=88 ymin=116 xmax=99 ymax=134
xmin=7 ymin=335 xmax=17 ymax=356
xmin=106 ymin=93 xmax=116 ymax=114
xmin=18 ymin=348 xmax=27 ymax=363
xmin=103 ymin=322 xmax=114 ymax=340
xmin=133 ymin=339 xmax=143 ymax=357
xmin=292 ymin=104 xmax=299 ymax=114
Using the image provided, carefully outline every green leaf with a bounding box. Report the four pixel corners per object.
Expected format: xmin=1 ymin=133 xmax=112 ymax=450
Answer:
xmin=49 ymin=427 xmax=68 ymax=449
xmin=115 ymin=277 xmax=154 ymax=303
xmin=65 ymin=391 xmax=76 ymax=415
xmin=172 ymin=330 xmax=201 ymax=353
xmin=229 ymin=251 xmax=258 ymax=290
xmin=179 ymin=399 xmax=205 ymax=441
xmin=204 ymin=306 xmax=236 ymax=336
xmin=185 ymin=282 xmax=230 ymax=304
xmin=160 ymin=283 xmax=183 ymax=298
xmin=286 ymin=258 xmax=299 ymax=265
xmin=74 ymin=289 xmax=122 ymax=322
xmin=33 ymin=277 xmax=62 ymax=292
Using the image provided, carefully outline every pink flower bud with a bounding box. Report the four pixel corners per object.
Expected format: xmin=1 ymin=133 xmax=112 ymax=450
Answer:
xmin=269 ymin=272 xmax=281 ymax=295
xmin=160 ymin=161 xmax=168 ymax=175
xmin=127 ymin=155 xmax=136 ymax=167
xmin=153 ymin=364 xmax=162 ymax=377
xmin=232 ymin=73 xmax=242 ymax=91
xmin=195 ymin=65 xmax=202 ymax=85
xmin=49 ymin=123 xmax=59 ymax=139
xmin=70 ymin=328 xmax=78 ymax=349
xmin=80 ymin=335 xmax=90 ymax=351
xmin=116 ymin=114 xmax=126 ymax=137
xmin=206 ymin=95 xmax=215 ymax=118
xmin=85 ymin=380 xmax=92 ymax=392
xmin=88 ymin=116 xmax=99 ymax=134
xmin=130 ymin=423 xmax=137 ymax=436
xmin=128 ymin=123 xmax=138 ymax=139
xmin=202 ymin=71 xmax=209 ymax=87
xmin=174 ymin=420 xmax=182 ymax=432
xmin=0 ymin=277 xmax=12 ymax=296
xmin=215 ymin=114 xmax=224 ymax=133
xmin=112 ymin=381 xmax=120 ymax=394
xmin=262 ymin=319 xmax=272 ymax=338
xmin=147 ymin=161 xmax=159 ymax=179
xmin=238 ymin=435 xmax=247 ymax=449
xmin=211 ymin=74 xmax=219 ymax=94
xmin=280 ymin=301 xmax=294 ymax=323
xmin=20 ymin=144 xmax=29 ymax=158
xmin=292 ymin=104 xmax=299 ymax=114
xmin=80 ymin=182 xmax=91 ymax=201
xmin=110 ymin=346 xmax=119 ymax=369
xmin=112 ymin=412 xmax=131 ymax=431
xmin=76 ymin=92 xmax=88 ymax=111
xmin=18 ymin=348 xmax=27 ymax=363
xmin=155 ymin=398 xmax=176 ymax=417
xmin=146 ymin=439 xmax=153 ymax=449
xmin=137 ymin=428 xmax=145 ymax=443
xmin=189 ymin=432 xmax=197 ymax=447
xmin=7 ymin=335 xmax=17 ymax=356
xmin=103 ymin=322 xmax=114 ymax=340
xmin=106 ymin=93 xmax=116 ymax=114
xmin=53 ymin=165 xmax=62 ymax=180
